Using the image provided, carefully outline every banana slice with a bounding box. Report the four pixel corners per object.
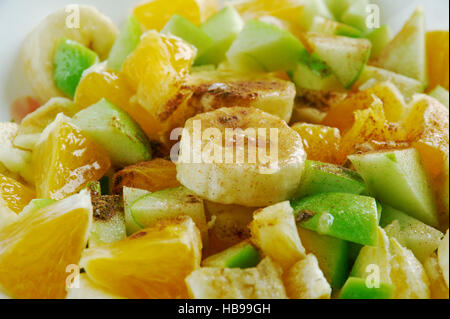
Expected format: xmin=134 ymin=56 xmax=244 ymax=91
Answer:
xmin=177 ymin=107 xmax=306 ymax=207
xmin=21 ymin=5 xmax=118 ymax=103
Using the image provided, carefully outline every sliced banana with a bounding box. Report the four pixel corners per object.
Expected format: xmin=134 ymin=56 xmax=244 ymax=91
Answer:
xmin=21 ymin=5 xmax=118 ymax=103
xmin=177 ymin=107 xmax=306 ymax=207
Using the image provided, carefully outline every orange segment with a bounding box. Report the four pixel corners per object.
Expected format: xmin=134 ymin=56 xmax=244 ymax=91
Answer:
xmin=81 ymin=216 xmax=202 ymax=299
xmin=33 ymin=115 xmax=111 ymax=200
xmin=426 ymin=31 xmax=449 ymax=91
xmin=112 ymin=158 xmax=180 ymax=194
xmin=291 ymin=123 xmax=341 ymax=164
xmin=0 ymin=174 xmax=35 ymax=214
xmin=133 ymin=0 xmax=218 ymax=31
xmin=0 ymin=191 xmax=92 ymax=299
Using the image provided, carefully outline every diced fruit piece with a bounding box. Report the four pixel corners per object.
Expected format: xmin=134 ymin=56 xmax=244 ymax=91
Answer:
xmin=53 ymin=38 xmax=99 ymax=98
xmin=366 ymin=25 xmax=393 ymax=59
xmin=130 ymin=186 xmax=207 ymax=239
xmin=291 ymin=123 xmax=341 ymax=164
xmin=89 ymin=194 xmax=126 ymax=247
xmin=33 ymin=114 xmax=111 ymax=200
xmin=72 ymin=98 xmax=151 ymax=167
xmin=66 ymin=274 xmax=123 ymax=299
xmin=10 ymin=96 xmax=41 ymax=124
xmin=309 ymin=16 xmax=362 ymax=37
xmin=107 ymin=15 xmax=142 ymax=72
xmin=380 ymin=204 xmax=443 ymax=262
xmin=284 ymin=254 xmax=332 ymax=299
xmin=429 ymin=86 xmax=449 ymax=109
xmin=304 ymin=32 xmax=371 ymax=88
xmin=340 ymin=0 xmax=369 ymax=32
xmin=196 ymin=6 xmax=244 ymax=66
xmin=352 ymin=65 xmax=425 ymax=101
xmin=133 ymin=0 xmax=218 ymax=31
xmin=438 ymin=230 xmax=449 ymax=287
xmin=423 ymin=253 xmax=449 ymax=299
xmin=186 ymin=257 xmax=287 ymax=299
xmin=20 ymin=198 xmax=56 ymax=215
xmin=295 ymin=160 xmax=366 ymax=199
xmin=339 ymin=277 xmax=395 ymax=299
xmin=227 ymin=20 xmax=307 ymax=72
xmin=299 ymin=0 xmax=334 ymax=30
xmin=426 ymin=31 xmax=449 ymax=91
xmin=162 ymin=14 xmax=213 ymax=58
xmin=292 ymin=193 xmax=379 ymax=246
xmin=298 ymin=227 xmax=350 ymax=289
xmin=349 ymin=148 xmax=439 ymax=227
xmin=0 ymin=191 xmax=92 ymax=299
xmin=0 ymin=174 xmax=35 ymax=214
xmin=112 ymin=159 xmax=180 ymax=195
xmin=325 ymin=0 xmax=353 ymax=20
xmin=13 ymin=97 xmax=79 ymax=150
xmin=374 ymin=6 xmax=427 ymax=84
xmin=249 ymin=201 xmax=306 ymax=269
xmin=202 ymin=241 xmax=261 ymax=268
xmin=292 ymin=60 xmax=344 ymax=91
xmin=123 ymin=187 xmax=149 ymax=235
xmin=81 ymin=216 xmax=202 ymax=299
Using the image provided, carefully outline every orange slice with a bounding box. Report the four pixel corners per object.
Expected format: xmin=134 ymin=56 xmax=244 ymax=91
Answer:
xmin=426 ymin=31 xmax=449 ymax=91
xmin=0 ymin=174 xmax=35 ymax=214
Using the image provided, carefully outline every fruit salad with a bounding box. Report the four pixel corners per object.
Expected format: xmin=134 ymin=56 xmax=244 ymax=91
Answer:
xmin=1 ymin=0 xmax=449 ymax=300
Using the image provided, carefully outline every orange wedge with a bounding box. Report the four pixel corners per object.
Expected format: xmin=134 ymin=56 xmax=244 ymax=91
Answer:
xmin=426 ymin=31 xmax=449 ymax=91
xmin=0 ymin=174 xmax=35 ymax=214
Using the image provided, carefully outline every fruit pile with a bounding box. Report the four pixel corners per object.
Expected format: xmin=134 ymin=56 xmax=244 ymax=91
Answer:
xmin=1 ymin=0 xmax=449 ymax=299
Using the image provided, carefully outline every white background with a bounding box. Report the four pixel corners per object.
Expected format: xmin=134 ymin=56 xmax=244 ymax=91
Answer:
xmin=0 ymin=0 xmax=449 ymax=121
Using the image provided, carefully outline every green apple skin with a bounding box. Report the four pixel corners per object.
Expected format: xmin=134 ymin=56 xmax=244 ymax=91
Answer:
xmin=299 ymin=0 xmax=335 ymax=30
xmin=195 ymin=6 xmax=244 ymax=66
xmin=349 ymin=148 xmax=439 ymax=227
xmin=107 ymin=15 xmax=142 ymax=72
xmin=296 ymin=161 xmax=367 ymax=199
xmin=429 ymin=86 xmax=449 ymax=109
xmin=310 ymin=16 xmax=363 ymax=38
xmin=380 ymin=204 xmax=444 ymax=263
xmin=162 ymin=14 xmax=213 ymax=57
xmin=325 ymin=0 xmax=354 ymax=20
xmin=292 ymin=193 xmax=379 ymax=246
xmin=339 ymin=277 xmax=394 ymax=299
xmin=123 ymin=187 xmax=149 ymax=235
xmin=72 ymin=98 xmax=151 ymax=168
xmin=304 ymin=32 xmax=371 ymax=88
xmin=202 ymin=241 xmax=261 ymax=269
xmin=340 ymin=0 xmax=370 ymax=32
xmin=298 ymin=227 xmax=350 ymax=290
xmin=366 ymin=25 xmax=393 ymax=59
xmin=53 ymin=38 xmax=99 ymax=98
xmin=292 ymin=62 xmax=343 ymax=91
xmin=226 ymin=20 xmax=307 ymax=72
xmin=21 ymin=198 xmax=56 ymax=215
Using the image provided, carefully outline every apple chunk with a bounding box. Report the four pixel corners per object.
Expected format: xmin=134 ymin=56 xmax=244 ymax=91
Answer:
xmin=202 ymin=241 xmax=261 ymax=269
xmin=339 ymin=277 xmax=395 ymax=299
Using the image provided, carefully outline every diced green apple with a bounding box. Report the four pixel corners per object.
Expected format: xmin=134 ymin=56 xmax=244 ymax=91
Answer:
xmin=296 ymin=160 xmax=367 ymax=199
xmin=53 ymin=38 xmax=99 ymax=98
xmin=299 ymin=0 xmax=335 ymax=30
xmin=298 ymin=227 xmax=350 ymax=289
xmin=339 ymin=277 xmax=395 ymax=299
xmin=162 ymin=14 xmax=213 ymax=57
xmin=429 ymin=86 xmax=449 ymax=109
xmin=340 ymin=0 xmax=370 ymax=32
xmin=123 ymin=187 xmax=149 ymax=235
xmin=196 ymin=6 xmax=244 ymax=66
xmin=310 ymin=16 xmax=363 ymax=38
xmin=304 ymin=32 xmax=371 ymax=88
xmin=375 ymin=6 xmax=427 ymax=84
xmin=349 ymin=148 xmax=439 ymax=227
xmin=107 ymin=15 xmax=142 ymax=72
xmin=292 ymin=193 xmax=379 ymax=246
xmin=72 ymin=98 xmax=151 ymax=167
xmin=202 ymin=241 xmax=261 ymax=269
xmin=366 ymin=25 xmax=393 ymax=59
xmin=292 ymin=62 xmax=343 ymax=91
xmin=227 ymin=20 xmax=307 ymax=72
xmin=325 ymin=0 xmax=354 ymax=20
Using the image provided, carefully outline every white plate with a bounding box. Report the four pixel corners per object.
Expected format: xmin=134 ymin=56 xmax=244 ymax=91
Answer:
xmin=0 ymin=0 xmax=448 ymax=121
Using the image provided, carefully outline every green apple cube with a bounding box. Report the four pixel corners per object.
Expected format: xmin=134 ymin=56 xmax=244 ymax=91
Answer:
xmin=375 ymin=7 xmax=427 ymax=84
xmin=292 ymin=193 xmax=379 ymax=246
xmin=339 ymin=277 xmax=395 ymax=299
xmin=325 ymin=0 xmax=354 ymax=20
xmin=429 ymin=86 xmax=449 ymax=109
xmin=227 ymin=20 xmax=307 ymax=72
xmin=202 ymin=241 xmax=261 ymax=269
xmin=53 ymin=38 xmax=99 ymax=98
xmin=380 ymin=204 xmax=443 ymax=262
xmin=298 ymin=227 xmax=350 ymax=289
xmin=340 ymin=0 xmax=370 ymax=32
xmin=310 ymin=16 xmax=362 ymax=38
xmin=299 ymin=0 xmax=335 ymax=30
xmin=292 ymin=62 xmax=343 ymax=91
xmin=107 ymin=15 xmax=142 ymax=72
xmin=366 ymin=25 xmax=393 ymax=59
xmin=162 ymin=14 xmax=213 ymax=57
xmin=348 ymin=148 xmax=439 ymax=227
xmin=195 ymin=6 xmax=244 ymax=66
xmin=304 ymin=32 xmax=371 ymax=88
xmin=123 ymin=187 xmax=149 ymax=235
xmin=72 ymin=98 xmax=151 ymax=167
xmin=296 ymin=160 xmax=367 ymax=198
